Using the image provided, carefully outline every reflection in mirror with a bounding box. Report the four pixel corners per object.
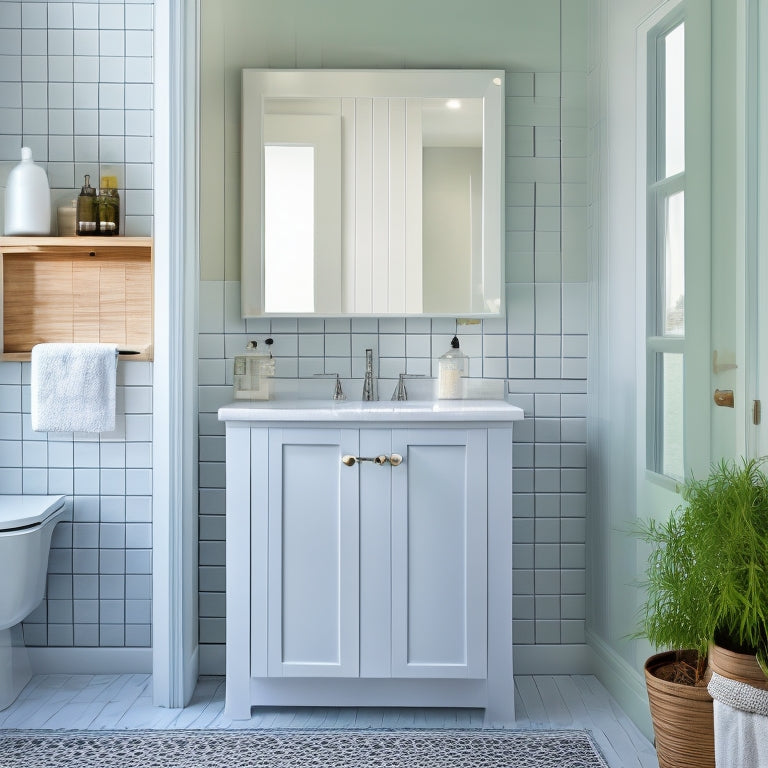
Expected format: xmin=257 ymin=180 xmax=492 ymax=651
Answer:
xmin=421 ymin=98 xmax=483 ymax=314
xmin=264 ymin=145 xmax=314 ymax=313
xmin=242 ymin=70 xmax=504 ymax=317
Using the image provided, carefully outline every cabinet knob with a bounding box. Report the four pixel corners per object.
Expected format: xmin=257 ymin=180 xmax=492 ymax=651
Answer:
xmin=341 ymin=455 xmax=357 ymax=466
xmin=389 ymin=453 xmax=403 ymax=466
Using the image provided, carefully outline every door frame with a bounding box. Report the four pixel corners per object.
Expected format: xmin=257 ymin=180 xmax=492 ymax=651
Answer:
xmin=152 ymin=0 xmax=200 ymax=707
xmin=750 ymin=0 xmax=768 ymax=458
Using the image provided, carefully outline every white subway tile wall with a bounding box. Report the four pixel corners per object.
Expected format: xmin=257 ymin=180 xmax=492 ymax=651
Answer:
xmin=196 ymin=71 xmax=589 ymax=670
xmin=0 ymin=0 xmax=153 ymax=237
xmin=0 ymin=361 xmax=154 ymax=648
xmin=0 ymin=0 xmax=153 ymax=649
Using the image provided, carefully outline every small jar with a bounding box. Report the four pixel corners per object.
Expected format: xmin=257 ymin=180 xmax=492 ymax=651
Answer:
xmin=57 ymin=198 xmax=77 ymax=236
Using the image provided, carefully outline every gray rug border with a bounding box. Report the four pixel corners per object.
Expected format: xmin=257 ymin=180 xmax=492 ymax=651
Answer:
xmin=0 ymin=727 xmax=611 ymax=767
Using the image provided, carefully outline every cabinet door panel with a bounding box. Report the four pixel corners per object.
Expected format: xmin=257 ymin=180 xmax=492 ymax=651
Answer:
xmin=266 ymin=429 xmax=359 ymax=677
xmin=391 ymin=429 xmax=487 ymax=678
xmin=359 ymin=429 xmax=393 ymax=677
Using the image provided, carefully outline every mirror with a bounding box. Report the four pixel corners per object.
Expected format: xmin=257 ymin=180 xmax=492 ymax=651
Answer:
xmin=241 ymin=69 xmax=504 ymax=317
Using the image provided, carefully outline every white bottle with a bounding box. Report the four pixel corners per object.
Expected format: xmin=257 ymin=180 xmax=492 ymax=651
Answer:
xmin=4 ymin=147 xmax=51 ymax=236
xmin=437 ymin=335 xmax=467 ymax=399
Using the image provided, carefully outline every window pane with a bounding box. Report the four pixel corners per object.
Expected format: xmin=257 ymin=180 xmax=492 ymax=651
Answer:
xmin=663 ymin=190 xmax=684 ymax=335
xmin=664 ymin=23 xmax=685 ymax=177
xmin=661 ymin=352 xmax=684 ymax=480
xmin=264 ymin=145 xmax=315 ymax=313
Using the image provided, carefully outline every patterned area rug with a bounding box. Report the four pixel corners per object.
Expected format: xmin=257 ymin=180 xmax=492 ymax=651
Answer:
xmin=0 ymin=728 xmax=610 ymax=768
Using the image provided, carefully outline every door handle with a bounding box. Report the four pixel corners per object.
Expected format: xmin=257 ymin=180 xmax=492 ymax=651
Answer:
xmin=714 ymin=389 xmax=734 ymax=408
xmin=341 ymin=454 xmax=403 ymax=467
xmin=341 ymin=455 xmax=389 ymax=466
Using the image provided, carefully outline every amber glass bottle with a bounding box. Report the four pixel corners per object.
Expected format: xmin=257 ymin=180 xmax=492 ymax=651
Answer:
xmin=76 ymin=174 xmax=97 ymax=235
xmin=97 ymin=175 xmax=120 ymax=236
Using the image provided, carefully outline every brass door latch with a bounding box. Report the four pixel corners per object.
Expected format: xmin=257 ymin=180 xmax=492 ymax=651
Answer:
xmin=713 ymin=389 xmax=734 ymax=408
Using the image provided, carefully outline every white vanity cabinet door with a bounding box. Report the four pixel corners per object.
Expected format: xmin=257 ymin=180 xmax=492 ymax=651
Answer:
xmin=389 ymin=429 xmax=487 ymax=678
xmin=264 ymin=428 xmax=360 ymax=677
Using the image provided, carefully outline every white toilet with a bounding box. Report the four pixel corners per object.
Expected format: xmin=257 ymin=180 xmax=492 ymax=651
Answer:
xmin=0 ymin=495 xmax=66 ymax=709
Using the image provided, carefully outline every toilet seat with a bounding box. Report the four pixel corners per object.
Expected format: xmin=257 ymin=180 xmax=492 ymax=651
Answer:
xmin=0 ymin=496 xmax=65 ymax=532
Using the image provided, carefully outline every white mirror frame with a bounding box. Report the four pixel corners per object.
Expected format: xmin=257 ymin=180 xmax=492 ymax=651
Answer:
xmin=241 ymin=69 xmax=505 ymax=318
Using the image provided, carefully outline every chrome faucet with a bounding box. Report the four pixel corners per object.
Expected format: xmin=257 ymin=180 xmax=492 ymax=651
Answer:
xmin=314 ymin=372 xmax=346 ymax=400
xmin=391 ymin=372 xmax=424 ymax=401
xmin=362 ymin=348 xmax=377 ymax=401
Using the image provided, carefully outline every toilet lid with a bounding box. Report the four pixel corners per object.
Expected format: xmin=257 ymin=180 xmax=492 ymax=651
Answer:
xmin=0 ymin=495 xmax=65 ymax=530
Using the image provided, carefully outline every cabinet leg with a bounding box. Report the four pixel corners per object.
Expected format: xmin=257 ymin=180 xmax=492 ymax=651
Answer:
xmin=483 ymin=696 xmax=516 ymax=728
xmin=484 ymin=675 xmax=516 ymax=727
xmin=224 ymin=680 xmax=252 ymax=721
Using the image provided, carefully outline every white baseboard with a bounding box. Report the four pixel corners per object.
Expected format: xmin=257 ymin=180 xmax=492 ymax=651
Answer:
xmin=184 ymin=645 xmax=199 ymax=706
xmin=586 ymin=630 xmax=653 ymax=741
xmin=29 ymin=647 xmax=152 ymax=675
xmin=513 ymin=643 xmax=592 ymax=674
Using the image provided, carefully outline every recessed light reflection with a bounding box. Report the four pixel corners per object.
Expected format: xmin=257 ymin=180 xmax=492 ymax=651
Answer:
xmin=446 ymin=99 xmax=461 ymax=110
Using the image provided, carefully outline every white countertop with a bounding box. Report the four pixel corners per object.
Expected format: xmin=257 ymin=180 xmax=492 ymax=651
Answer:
xmin=218 ymin=398 xmax=524 ymax=423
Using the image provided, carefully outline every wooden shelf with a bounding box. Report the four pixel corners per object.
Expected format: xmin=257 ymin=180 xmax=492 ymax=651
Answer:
xmin=0 ymin=236 xmax=153 ymax=362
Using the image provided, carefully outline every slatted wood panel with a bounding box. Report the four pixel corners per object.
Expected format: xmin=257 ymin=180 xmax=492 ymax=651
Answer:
xmin=0 ymin=237 xmax=153 ymax=361
xmin=0 ymin=674 xmax=659 ymax=768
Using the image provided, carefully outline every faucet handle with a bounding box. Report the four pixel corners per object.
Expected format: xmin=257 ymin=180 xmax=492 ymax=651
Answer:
xmin=314 ymin=372 xmax=347 ymax=401
xmin=391 ymin=373 xmax=424 ymax=401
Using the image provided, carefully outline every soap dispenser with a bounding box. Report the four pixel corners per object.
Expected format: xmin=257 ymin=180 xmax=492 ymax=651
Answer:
xmin=437 ymin=335 xmax=467 ymax=399
xmin=233 ymin=340 xmax=275 ymax=400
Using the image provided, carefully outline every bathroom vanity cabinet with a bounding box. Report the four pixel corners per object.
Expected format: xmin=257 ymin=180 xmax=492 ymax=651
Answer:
xmin=219 ymin=399 xmax=523 ymax=724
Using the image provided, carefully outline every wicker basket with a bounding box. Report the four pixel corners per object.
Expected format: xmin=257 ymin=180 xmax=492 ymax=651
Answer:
xmin=644 ymin=650 xmax=715 ymax=768
xmin=709 ymin=643 xmax=768 ymax=690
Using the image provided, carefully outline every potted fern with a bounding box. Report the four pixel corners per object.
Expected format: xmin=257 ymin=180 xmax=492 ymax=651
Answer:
xmin=636 ymin=458 xmax=768 ymax=768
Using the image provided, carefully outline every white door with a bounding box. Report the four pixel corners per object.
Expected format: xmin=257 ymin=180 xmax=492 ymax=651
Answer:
xmin=266 ymin=428 xmax=360 ymax=677
xmin=389 ymin=428 xmax=487 ymax=679
xmin=636 ymin=1 xmax=714 ymax=529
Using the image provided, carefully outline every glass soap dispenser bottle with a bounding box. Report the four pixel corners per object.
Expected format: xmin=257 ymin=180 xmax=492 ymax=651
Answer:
xmin=437 ymin=335 xmax=467 ymax=399
xmin=233 ymin=340 xmax=275 ymax=400
xmin=76 ymin=174 xmax=97 ymax=235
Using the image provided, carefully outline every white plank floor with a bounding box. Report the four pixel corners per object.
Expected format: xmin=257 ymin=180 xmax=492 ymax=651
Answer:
xmin=0 ymin=674 xmax=659 ymax=768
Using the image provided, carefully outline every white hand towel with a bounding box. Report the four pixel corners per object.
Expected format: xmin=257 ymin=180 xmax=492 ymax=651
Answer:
xmin=708 ymin=671 xmax=768 ymax=768
xmin=31 ymin=343 xmax=117 ymax=433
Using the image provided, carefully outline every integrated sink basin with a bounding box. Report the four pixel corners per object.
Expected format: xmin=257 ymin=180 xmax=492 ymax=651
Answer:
xmin=218 ymin=398 xmax=524 ymax=423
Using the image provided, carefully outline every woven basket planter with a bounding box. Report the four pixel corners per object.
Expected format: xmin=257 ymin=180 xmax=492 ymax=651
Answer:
xmin=709 ymin=643 xmax=768 ymax=690
xmin=644 ymin=650 xmax=714 ymax=768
